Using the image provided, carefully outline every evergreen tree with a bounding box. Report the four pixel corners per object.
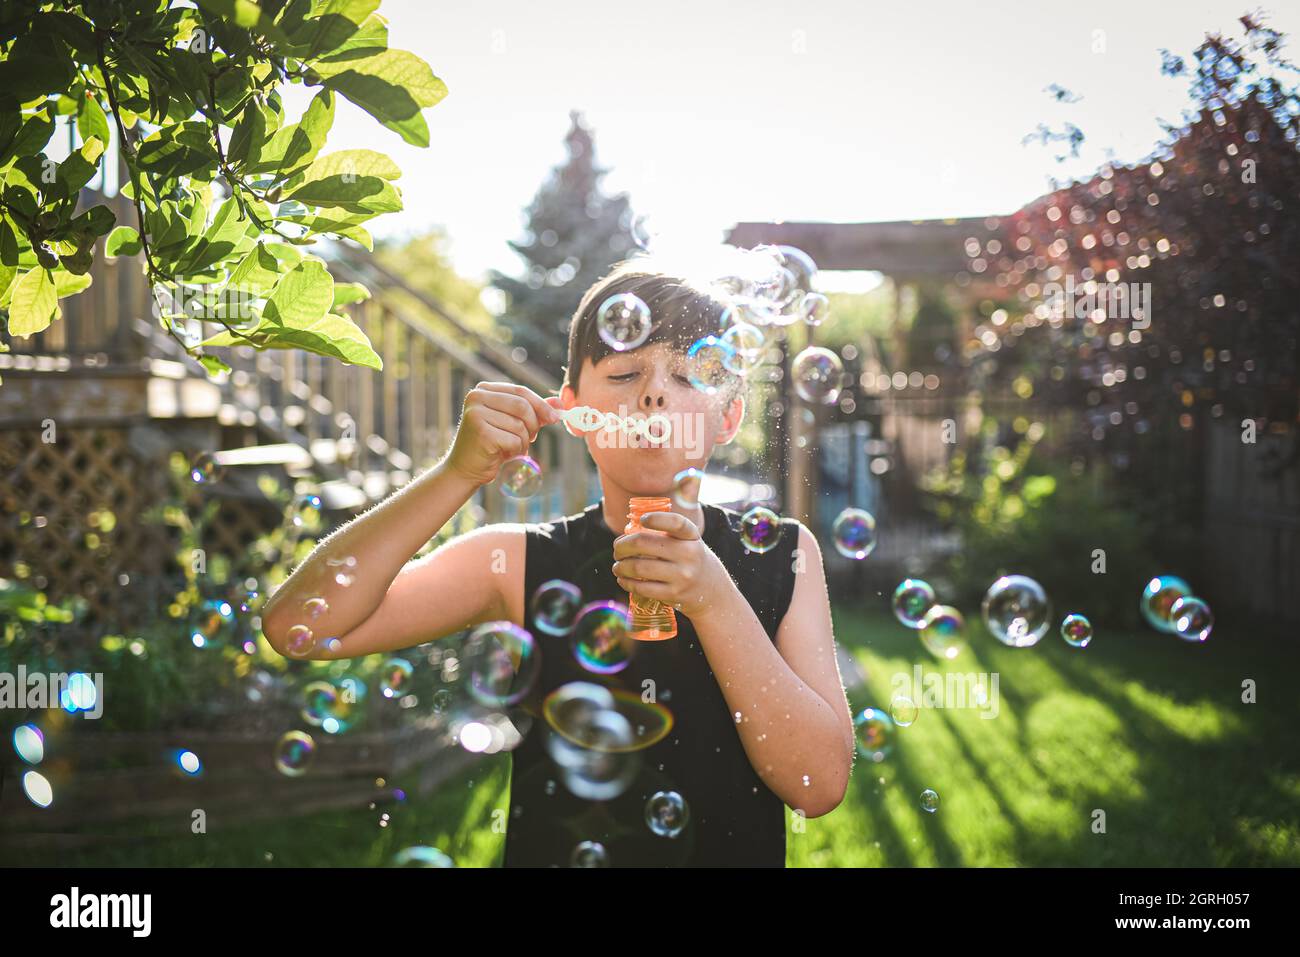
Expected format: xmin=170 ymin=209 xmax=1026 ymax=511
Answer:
xmin=490 ymin=110 xmax=638 ymax=381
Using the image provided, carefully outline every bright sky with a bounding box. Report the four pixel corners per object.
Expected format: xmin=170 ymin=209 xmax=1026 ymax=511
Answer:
xmin=281 ymin=0 xmax=1300 ymax=291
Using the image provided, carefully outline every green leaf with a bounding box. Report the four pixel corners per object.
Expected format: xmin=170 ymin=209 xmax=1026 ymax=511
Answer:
xmin=53 ymin=269 xmax=93 ymax=298
xmin=290 ymin=0 xmax=381 ymax=59
xmin=227 ymin=99 xmax=266 ymax=167
xmin=316 ymin=49 xmax=446 ymax=148
xmin=331 ymin=281 xmax=370 ymax=308
xmin=206 ymin=310 xmax=382 ymax=369
xmin=76 ymin=93 xmax=112 ymax=151
xmin=281 ymin=150 xmax=403 ymax=214
xmin=2 ymin=108 xmax=56 ymax=167
xmin=246 ymin=88 xmax=334 ymax=177
xmin=193 ymin=0 xmax=291 ymax=45
xmin=0 ymin=36 xmax=77 ymax=105
xmin=53 ymin=135 xmax=105 ymax=199
xmin=0 ymin=217 xmax=19 ymax=303
xmin=265 ymin=258 xmax=334 ymax=327
xmin=199 ymin=354 xmax=232 ymax=378
xmin=106 ymin=226 xmax=142 ymax=257
xmin=225 ymin=241 xmax=301 ymax=295
xmin=7 ymin=266 xmax=58 ymax=337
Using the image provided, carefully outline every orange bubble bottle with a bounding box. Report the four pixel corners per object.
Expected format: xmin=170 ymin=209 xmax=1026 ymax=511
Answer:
xmin=625 ymin=496 xmax=678 ymax=640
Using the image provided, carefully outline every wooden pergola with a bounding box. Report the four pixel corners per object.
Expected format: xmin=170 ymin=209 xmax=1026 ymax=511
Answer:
xmin=723 ymin=216 xmax=1008 ymax=526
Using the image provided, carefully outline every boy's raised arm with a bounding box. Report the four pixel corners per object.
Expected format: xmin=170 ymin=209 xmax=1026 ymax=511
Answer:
xmin=260 ymin=382 xmax=561 ymax=660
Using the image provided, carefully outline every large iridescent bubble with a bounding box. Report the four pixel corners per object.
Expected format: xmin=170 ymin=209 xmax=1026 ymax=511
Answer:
xmin=1140 ymin=575 xmax=1192 ymax=633
xmin=982 ymin=575 xmax=1051 ymax=647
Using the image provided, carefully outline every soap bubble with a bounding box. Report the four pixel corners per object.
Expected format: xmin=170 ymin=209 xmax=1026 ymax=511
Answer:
xmin=920 ymin=788 xmax=940 ymax=813
xmin=174 ymin=749 xmax=202 ymax=776
xmin=791 ymin=347 xmax=843 ymax=404
xmin=645 ymin=790 xmax=690 ymax=838
xmin=890 ymin=696 xmax=918 ymax=727
xmin=13 ymin=724 xmax=43 ymax=764
xmin=798 ymin=292 xmax=830 ymax=326
xmin=719 ymin=321 xmax=765 ymax=375
xmin=530 ymin=579 xmax=584 ymax=636
xmin=284 ymin=624 xmax=315 ymax=658
xmin=571 ymin=600 xmax=632 ymax=675
xmin=597 ymin=293 xmax=652 ymax=352
xmin=1170 ymin=596 xmax=1213 ymax=642
xmin=686 ymin=336 xmax=739 ymax=395
xmin=892 ymin=579 xmax=937 ymax=629
xmin=499 ymin=455 xmax=543 ymax=498
xmin=302 ymin=596 xmax=328 ymax=620
xmin=1060 ymin=613 xmax=1093 ymax=648
xmin=672 ymin=467 xmax=704 ymax=508
xmin=832 ymin=508 xmax=876 ymax=559
xmin=302 ymin=681 xmax=339 ymax=726
xmin=463 ymin=621 xmax=539 ymax=707
xmin=571 ymin=841 xmax=609 ymax=867
xmin=919 ymin=605 xmax=966 ymax=660
xmin=21 ymin=770 xmax=53 ymax=808
xmin=854 ymin=707 xmax=894 ymax=762
xmin=189 ymin=451 xmax=224 ymax=484
xmin=775 ymin=246 xmax=818 ymax=299
xmin=379 ymin=658 xmax=413 ymax=699
xmin=274 ymin=731 xmax=316 ymax=776
xmin=1140 ymin=575 xmax=1192 ymax=633
xmin=391 ymin=846 xmax=455 ymax=868
xmin=740 ymin=506 xmax=783 ymax=554
xmin=982 ymin=575 xmax=1051 ymax=647
xmin=547 ymin=704 xmax=639 ymax=800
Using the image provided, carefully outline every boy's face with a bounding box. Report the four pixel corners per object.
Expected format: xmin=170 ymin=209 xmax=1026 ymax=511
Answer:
xmin=559 ymin=341 xmax=744 ymax=497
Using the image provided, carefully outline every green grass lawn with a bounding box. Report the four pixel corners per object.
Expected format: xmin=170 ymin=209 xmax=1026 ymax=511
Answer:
xmin=21 ymin=605 xmax=1300 ymax=867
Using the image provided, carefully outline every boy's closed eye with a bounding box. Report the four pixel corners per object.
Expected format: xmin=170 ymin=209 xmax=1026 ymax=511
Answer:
xmin=606 ymin=370 xmax=693 ymax=385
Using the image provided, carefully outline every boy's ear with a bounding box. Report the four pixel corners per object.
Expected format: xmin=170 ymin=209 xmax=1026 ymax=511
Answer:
xmin=715 ymin=394 xmax=745 ymax=445
xmin=558 ymin=383 xmax=580 ymax=436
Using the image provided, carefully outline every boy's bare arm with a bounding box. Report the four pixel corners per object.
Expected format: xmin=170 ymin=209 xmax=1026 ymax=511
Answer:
xmin=692 ymin=523 xmax=854 ymax=817
xmin=261 ymin=382 xmax=558 ymax=660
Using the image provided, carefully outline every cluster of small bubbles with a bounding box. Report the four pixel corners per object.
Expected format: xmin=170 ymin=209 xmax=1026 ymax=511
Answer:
xmin=645 ymin=790 xmax=690 ymax=838
xmin=380 ymin=658 xmax=413 ymax=699
xmin=1170 ymin=596 xmax=1213 ymax=642
xmin=463 ymin=621 xmax=539 ymax=707
xmin=326 ymin=554 xmax=358 ymax=587
xmin=499 ymin=455 xmax=543 ymax=498
xmin=739 ymin=506 xmax=783 ymax=554
xmin=671 ymin=468 xmax=704 ymax=509
xmin=831 ymin=508 xmax=877 ymax=559
xmin=1060 ymin=613 xmax=1093 ymax=648
xmin=531 ymin=579 xmax=584 ymax=636
xmin=890 ymin=696 xmax=919 ymax=727
xmin=853 ymin=707 xmax=895 ymax=762
xmin=302 ymin=680 xmax=339 ymax=726
xmin=791 ymin=346 xmax=844 ymax=404
xmin=390 ymin=846 xmax=455 ymax=868
xmin=291 ymin=493 xmax=323 ymax=530
xmin=920 ymin=788 xmax=940 ymax=813
xmin=892 ymin=579 xmax=937 ymax=628
xmin=274 ymin=730 xmax=316 ymax=776
xmin=570 ymin=600 xmax=632 ymax=675
xmin=571 ymin=841 xmax=609 ymax=867
xmin=686 ymin=335 xmax=739 ymax=394
xmin=919 ymin=605 xmax=966 ymax=660
xmin=284 ymin=624 xmax=315 ymax=658
xmin=1140 ymin=575 xmax=1192 ymax=633
xmin=13 ymin=724 xmax=44 ymax=764
xmin=597 ymin=293 xmax=653 ymax=352
xmin=189 ymin=451 xmax=224 ymax=485
xmin=982 ymin=575 xmax=1051 ymax=647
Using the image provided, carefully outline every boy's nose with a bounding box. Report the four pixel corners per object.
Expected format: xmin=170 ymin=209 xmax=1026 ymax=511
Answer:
xmin=640 ymin=391 xmax=666 ymax=410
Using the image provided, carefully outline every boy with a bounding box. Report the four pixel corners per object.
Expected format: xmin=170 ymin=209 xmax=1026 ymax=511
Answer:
xmin=262 ymin=257 xmax=855 ymax=866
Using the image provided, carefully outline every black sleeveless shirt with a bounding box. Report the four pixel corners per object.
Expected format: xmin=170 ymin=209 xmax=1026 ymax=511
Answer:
xmin=504 ymin=500 xmax=799 ymax=867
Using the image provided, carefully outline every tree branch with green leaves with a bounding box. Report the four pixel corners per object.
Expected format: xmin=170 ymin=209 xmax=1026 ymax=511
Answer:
xmin=0 ymin=0 xmax=448 ymax=378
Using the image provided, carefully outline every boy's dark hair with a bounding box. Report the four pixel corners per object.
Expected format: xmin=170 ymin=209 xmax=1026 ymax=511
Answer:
xmin=562 ymin=256 xmax=739 ymax=396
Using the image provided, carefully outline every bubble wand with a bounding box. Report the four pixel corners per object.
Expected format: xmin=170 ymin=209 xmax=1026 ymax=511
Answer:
xmin=555 ymin=405 xmax=673 ymax=444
